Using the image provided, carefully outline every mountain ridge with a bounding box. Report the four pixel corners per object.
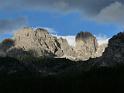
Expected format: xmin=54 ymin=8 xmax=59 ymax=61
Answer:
xmin=0 ymin=27 xmax=107 ymax=61
xmin=0 ymin=31 xmax=123 ymax=92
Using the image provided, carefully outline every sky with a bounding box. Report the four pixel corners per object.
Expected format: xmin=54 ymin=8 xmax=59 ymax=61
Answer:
xmin=0 ymin=0 xmax=124 ymax=41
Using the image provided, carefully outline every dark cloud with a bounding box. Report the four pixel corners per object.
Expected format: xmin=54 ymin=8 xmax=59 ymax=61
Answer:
xmin=15 ymin=0 xmax=116 ymax=15
xmin=0 ymin=0 xmax=118 ymax=14
xmin=0 ymin=0 xmax=124 ymax=25
xmin=0 ymin=17 xmax=27 ymax=34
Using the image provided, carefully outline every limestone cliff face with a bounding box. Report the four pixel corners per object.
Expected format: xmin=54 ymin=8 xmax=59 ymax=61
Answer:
xmin=75 ymin=32 xmax=98 ymax=51
xmin=12 ymin=27 xmax=73 ymax=58
xmin=74 ymin=32 xmax=98 ymax=60
xmin=14 ymin=28 xmax=57 ymax=57
xmin=0 ymin=28 xmax=107 ymax=61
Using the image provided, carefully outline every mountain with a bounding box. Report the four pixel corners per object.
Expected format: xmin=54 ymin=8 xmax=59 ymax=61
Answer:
xmin=99 ymin=32 xmax=124 ymax=66
xmin=0 ymin=32 xmax=124 ymax=92
xmin=74 ymin=32 xmax=98 ymax=60
xmin=9 ymin=27 xmax=75 ymax=58
xmin=0 ymin=27 xmax=107 ymax=61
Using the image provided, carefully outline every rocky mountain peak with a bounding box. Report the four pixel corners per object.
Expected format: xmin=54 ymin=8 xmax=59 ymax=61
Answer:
xmin=0 ymin=28 xmax=107 ymax=61
xmin=74 ymin=32 xmax=98 ymax=60
xmin=75 ymin=32 xmax=98 ymax=50
xmin=9 ymin=27 xmax=73 ymax=58
xmin=35 ymin=28 xmax=49 ymax=34
xmin=108 ymin=32 xmax=124 ymax=47
xmin=76 ymin=32 xmax=95 ymax=42
xmin=99 ymin=32 xmax=124 ymax=66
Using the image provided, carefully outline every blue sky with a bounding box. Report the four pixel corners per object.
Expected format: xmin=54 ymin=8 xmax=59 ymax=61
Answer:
xmin=0 ymin=0 xmax=124 ymax=40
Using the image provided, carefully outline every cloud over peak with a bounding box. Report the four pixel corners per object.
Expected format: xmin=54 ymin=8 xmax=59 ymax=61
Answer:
xmin=0 ymin=0 xmax=124 ymax=25
xmin=0 ymin=17 xmax=27 ymax=34
xmin=0 ymin=0 xmax=124 ymax=36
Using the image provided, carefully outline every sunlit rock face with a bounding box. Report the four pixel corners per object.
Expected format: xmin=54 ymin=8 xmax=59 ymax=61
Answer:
xmin=75 ymin=32 xmax=98 ymax=60
xmin=0 ymin=28 xmax=108 ymax=61
xmin=13 ymin=27 xmax=73 ymax=58
xmin=75 ymin=32 xmax=98 ymax=51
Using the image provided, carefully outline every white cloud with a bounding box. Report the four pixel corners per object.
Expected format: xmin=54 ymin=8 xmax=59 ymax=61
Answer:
xmin=96 ymin=35 xmax=109 ymax=45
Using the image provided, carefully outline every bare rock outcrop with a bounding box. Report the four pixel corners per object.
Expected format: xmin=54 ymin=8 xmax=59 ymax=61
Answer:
xmin=104 ymin=32 xmax=124 ymax=61
xmin=0 ymin=28 xmax=107 ymax=61
xmin=11 ymin=27 xmax=73 ymax=58
xmin=57 ymin=38 xmax=76 ymax=57
xmin=74 ymin=32 xmax=98 ymax=60
xmin=96 ymin=32 xmax=124 ymax=66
